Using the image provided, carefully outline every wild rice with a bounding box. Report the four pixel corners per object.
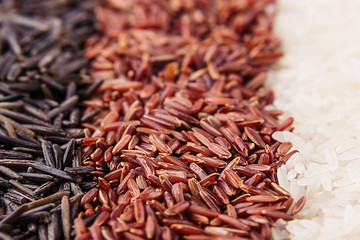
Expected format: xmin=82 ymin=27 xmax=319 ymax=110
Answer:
xmin=0 ymin=0 xmax=96 ymax=239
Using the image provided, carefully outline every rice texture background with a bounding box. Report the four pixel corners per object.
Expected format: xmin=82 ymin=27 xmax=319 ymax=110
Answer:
xmin=269 ymin=0 xmax=360 ymax=239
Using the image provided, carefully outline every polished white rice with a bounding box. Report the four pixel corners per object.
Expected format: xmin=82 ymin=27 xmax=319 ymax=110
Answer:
xmin=269 ymin=0 xmax=360 ymax=239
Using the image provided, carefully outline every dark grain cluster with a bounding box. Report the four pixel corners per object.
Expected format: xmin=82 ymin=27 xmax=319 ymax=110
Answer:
xmin=0 ymin=0 xmax=96 ymax=239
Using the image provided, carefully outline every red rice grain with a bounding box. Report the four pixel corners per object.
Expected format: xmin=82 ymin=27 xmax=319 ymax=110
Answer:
xmin=75 ymin=0 xmax=304 ymax=239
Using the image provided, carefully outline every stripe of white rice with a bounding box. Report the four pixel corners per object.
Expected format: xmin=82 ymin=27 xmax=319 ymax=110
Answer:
xmin=269 ymin=0 xmax=360 ymax=239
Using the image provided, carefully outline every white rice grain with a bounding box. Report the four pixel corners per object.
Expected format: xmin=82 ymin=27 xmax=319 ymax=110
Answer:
xmin=270 ymin=0 xmax=360 ymax=239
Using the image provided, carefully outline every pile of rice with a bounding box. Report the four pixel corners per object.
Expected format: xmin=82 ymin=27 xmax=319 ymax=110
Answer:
xmin=269 ymin=0 xmax=360 ymax=239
